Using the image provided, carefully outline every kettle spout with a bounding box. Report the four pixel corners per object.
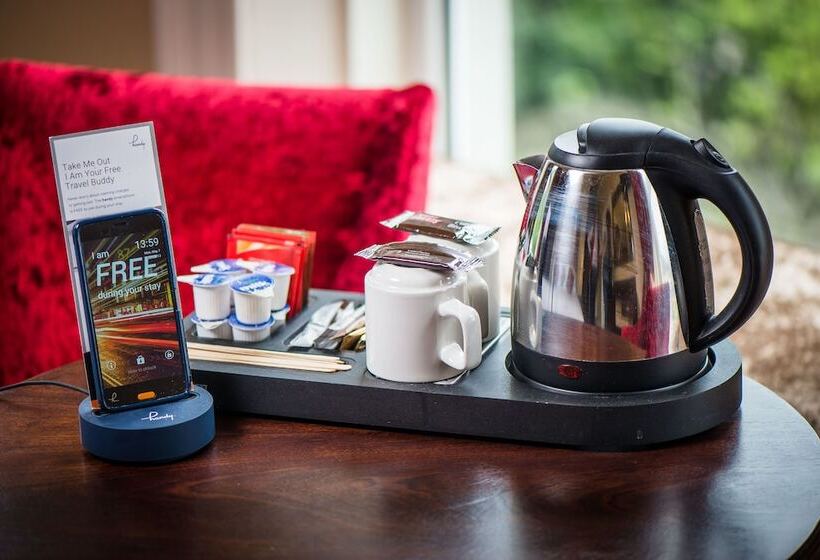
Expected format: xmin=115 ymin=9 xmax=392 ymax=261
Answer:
xmin=512 ymin=154 xmax=546 ymax=199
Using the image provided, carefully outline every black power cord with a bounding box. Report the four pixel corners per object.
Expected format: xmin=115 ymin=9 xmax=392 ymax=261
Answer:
xmin=0 ymin=380 xmax=88 ymax=396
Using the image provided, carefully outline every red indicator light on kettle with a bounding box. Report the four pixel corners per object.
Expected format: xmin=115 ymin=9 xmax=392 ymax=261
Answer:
xmin=557 ymin=364 xmax=582 ymax=379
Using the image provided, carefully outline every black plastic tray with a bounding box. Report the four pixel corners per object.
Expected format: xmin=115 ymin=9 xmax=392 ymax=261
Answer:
xmin=185 ymin=289 xmax=742 ymax=449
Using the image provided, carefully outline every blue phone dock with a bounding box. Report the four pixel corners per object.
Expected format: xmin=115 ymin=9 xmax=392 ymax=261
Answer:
xmin=78 ymin=386 xmax=215 ymax=463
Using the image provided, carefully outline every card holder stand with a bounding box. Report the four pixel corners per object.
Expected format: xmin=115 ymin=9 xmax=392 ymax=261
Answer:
xmin=187 ymin=289 xmax=743 ymax=449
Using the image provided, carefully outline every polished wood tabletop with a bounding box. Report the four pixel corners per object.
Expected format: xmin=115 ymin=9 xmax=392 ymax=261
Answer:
xmin=1 ymin=362 xmax=818 ymax=559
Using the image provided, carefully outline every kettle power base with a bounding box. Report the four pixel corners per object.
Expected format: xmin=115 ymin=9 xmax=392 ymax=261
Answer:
xmin=186 ymin=290 xmax=742 ymax=450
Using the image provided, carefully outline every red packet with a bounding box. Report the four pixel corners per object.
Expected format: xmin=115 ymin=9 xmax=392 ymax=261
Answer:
xmin=227 ymin=225 xmax=315 ymax=315
xmin=235 ymin=224 xmax=316 ymax=304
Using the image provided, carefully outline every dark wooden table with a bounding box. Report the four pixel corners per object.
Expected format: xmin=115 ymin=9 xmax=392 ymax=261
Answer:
xmin=1 ymin=363 xmax=818 ymax=559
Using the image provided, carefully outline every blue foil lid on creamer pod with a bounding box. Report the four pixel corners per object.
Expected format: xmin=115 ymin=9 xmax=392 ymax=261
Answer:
xmin=228 ymin=312 xmax=273 ymax=342
xmin=177 ymin=273 xmax=233 ymax=288
xmin=192 ymin=273 xmax=233 ymax=287
xmin=191 ymin=258 xmax=247 ymax=275
xmin=253 ymin=262 xmax=295 ymax=277
xmin=227 ymin=312 xmax=274 ymax=330
xmin=230 ymin=274 xmax=274 ymax=298
xmin=190 ymin=314 xmax=229 ymax=327
xmin=190 ymin=313 xmax=232 ymax=340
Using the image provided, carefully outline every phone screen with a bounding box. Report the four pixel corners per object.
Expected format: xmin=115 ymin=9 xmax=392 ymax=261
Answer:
xmin=78 ymin=211 xmax=188 ymax=408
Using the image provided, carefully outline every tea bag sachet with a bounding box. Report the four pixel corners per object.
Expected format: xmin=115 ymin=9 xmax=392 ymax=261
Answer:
xmin=355 ymin=241 xmax=483 ymax=272
xmin=380 ymin=211 xmax=500 ymax=246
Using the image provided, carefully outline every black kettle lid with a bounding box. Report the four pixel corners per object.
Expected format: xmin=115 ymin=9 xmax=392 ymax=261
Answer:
xmin=549 ymin=118 xmax=664 ymax=170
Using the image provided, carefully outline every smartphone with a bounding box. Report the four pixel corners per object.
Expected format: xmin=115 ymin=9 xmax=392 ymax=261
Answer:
xmin=73 ymin=209 xmax=191 ymax=411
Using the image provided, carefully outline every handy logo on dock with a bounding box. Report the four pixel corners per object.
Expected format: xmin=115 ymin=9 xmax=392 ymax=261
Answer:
xmin=141 ymin=411 xmax=174 ymax=422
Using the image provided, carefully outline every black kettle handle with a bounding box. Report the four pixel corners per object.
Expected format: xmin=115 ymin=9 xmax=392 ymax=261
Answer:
xmin=646 ymin=132 xmax=774 ymax=352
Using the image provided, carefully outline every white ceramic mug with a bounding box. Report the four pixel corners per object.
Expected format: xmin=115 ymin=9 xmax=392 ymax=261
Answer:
xmin=408 ymin=235 xmax=500 ymax=341
xmin=365 ymin=263 xmax=484 ymax=383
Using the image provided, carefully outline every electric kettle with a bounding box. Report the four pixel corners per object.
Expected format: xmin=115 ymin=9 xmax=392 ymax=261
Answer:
xmin=510 ymin=118 xmax=773 ymax=392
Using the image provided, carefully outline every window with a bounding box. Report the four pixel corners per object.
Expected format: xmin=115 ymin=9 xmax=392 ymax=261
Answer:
xmin=513 ymin=0 xmax=820 ymax=247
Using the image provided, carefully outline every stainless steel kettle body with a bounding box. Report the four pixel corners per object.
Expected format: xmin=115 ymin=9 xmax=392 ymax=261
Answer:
xmin=510 ymin=119 xmax=774 ymax=392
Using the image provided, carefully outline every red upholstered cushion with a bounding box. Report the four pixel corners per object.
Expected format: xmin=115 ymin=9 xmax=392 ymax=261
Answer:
xmin=0 ymin=59 xmax=434 ymax=384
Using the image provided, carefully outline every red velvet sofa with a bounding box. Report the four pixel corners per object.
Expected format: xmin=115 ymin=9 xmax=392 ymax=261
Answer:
xmin=0 ymin=60 xmax=434 ymax=384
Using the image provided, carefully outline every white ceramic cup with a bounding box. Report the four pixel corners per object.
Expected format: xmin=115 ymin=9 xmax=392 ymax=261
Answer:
xmin=365 ymin=263 xmax=484 ymax=383
xmin=408 ymin=235 xmax=500 ymax=341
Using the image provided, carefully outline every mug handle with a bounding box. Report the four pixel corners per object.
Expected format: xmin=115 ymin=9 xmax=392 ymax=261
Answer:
xmin=466 ymin=270 xmax=490 ymax=339
xmin=438 ymin=298 xmax=482 ymax=371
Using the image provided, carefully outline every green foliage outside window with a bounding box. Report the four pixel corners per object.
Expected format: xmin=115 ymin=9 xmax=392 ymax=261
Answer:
xmin=514 ymin=0 xmax=820 ymax=246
